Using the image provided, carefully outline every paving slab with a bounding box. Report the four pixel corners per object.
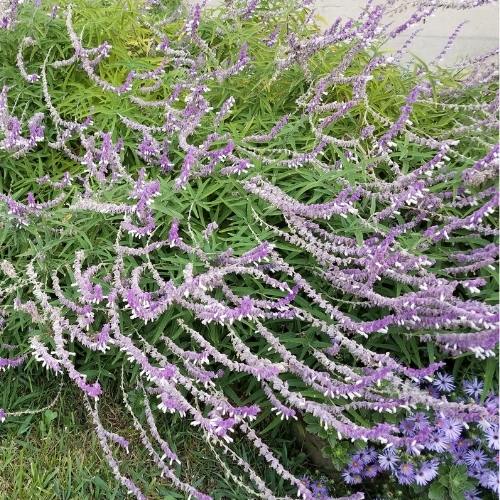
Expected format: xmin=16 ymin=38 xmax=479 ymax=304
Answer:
xmin=315 ymin=1 xmax=499 ymax=65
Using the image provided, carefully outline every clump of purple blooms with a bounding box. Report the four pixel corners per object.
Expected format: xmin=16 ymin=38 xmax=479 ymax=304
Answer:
xmin=343 ymin=373 xmax=499 ymax=495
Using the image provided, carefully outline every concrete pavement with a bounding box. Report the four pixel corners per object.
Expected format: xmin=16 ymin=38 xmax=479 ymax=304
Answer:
xmin=203 ymin=0 xmax=499 ymax=65
xmin=315 ymin=1 xmax=499 ymax=65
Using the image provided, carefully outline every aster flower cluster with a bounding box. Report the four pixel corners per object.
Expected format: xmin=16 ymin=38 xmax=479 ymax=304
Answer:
xmin=0 ymin=0 xmax=498 ymax=499
xmin=301 ymin=477 xmax=361 ymax=500
xmin=343 ymin=374 xmax=499 ymax=495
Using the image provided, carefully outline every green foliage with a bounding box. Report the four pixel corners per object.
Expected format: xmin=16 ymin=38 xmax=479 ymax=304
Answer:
xmin=427 ymin=465 xmax=475 ymax=500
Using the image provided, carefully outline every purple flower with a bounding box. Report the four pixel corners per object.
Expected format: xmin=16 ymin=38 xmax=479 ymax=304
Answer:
xmin=138 ymin=133 xmax=160 ymax=160
xmin=0 ymin=355 xmax=25 ymax=370
xmin=363 ymin=464 xmax=379 ymax=478
xmin=341 ymin=469 xmax=362 ymax=485
xmin=348 ymin=456 xmax=364 ymax=474
xmin=378 ymin=448 xmax=399 ymax=471
xmin=464 ymin=488 xmax=481 ymax=500
xmin=408 ymin=412 xmax=430 ymax=431
xmin=202 ymin=222 xmax=218 ymax=241
xmin=414 ymin=467 xmax=430 ymax=486
xmin=485 ymin=394 xmax=499 ymax=415
xmin=486 ymin=471 xmax=499 ymax=493
xmin=358 ymin=446 xmax=377 ymax=464
xmin=400 ymin=418 xmax=417 ymax=436
xmin=168 ymin=219 xmax=180 ymax=245
xmin=463 ymin=377 xmax=484 ymax=400
xmin=301 ymin=477 xmax=330 ymax=499
xmin=414 ymin=460 xmax=440 ymax=487
xmin=420 ymin=459 xmax=439 ymax=482
xmin=464 ymin=449 xmax=488 ymax=470
xmin=395 ymin=462 xmax=415 ymax=485
xmin=478 ymin=469 xmax=499 ymax=493
xmin=485 ymin=425 xmax=500 ymax=451
xmin=427 ymin=431 xmax=450 ymax=453
xmin=174 ymin=147 xmax=197 ymax=190
xmin=432 ymin=372 xmax=455 ymax=393
xmin=436 ymin=417 xmax=463 ymax=441
xmin=449 ymin=437 xmax=472 ymax=463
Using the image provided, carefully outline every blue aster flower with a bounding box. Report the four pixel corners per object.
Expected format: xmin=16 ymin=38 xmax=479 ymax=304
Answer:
xmin=464 ymin=448 xmax=488 ymax=470
xmin=378 ymin=448 xmax=399 ymax=471
xmin=408 ymin=412 xmax=430 ymax=431
xmin=427 ymin=431 xmax=450 ymax=452
xmin=432 ymin=372 xmax=455 ymax=393
xmin=341 ymin=469 xmax=362 ymax=485
xmin=358 ymin=446 xmax=377 ymax=465
xmin=437 ymin=417 xmax=463 ymax=441
xmin=395 ymin=462 xmax=415 ymax=485
xmin=464 ymin=488 xmax=481 ymax=500
xmin=463 ymin=377 xmax=484 ymax=399
xmin=421 ymin=459 xmax=439 ymax=482
xmin=485 ymin=424 xmax=500 ymax=451
xmin=363 ymin=464 xmax=379 ymax=478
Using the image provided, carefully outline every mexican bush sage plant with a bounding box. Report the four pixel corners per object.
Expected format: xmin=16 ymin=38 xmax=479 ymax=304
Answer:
xmin=0 ymin=0 xmax=498 ymax=497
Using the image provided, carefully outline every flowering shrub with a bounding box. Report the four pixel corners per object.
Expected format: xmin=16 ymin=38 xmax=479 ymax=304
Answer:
xmin=0 ymin=0 xmax=498 ymax=498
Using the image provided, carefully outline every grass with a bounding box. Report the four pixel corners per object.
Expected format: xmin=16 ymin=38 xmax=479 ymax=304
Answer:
xmin=0 ymin=381 xmax=317 ymax=499
xmin=0 ymin=416 xmax=126 ymax=499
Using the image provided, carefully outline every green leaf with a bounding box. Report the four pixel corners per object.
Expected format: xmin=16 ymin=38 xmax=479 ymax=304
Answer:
xmin=428 ymin=483 xmax=447 ymax=500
